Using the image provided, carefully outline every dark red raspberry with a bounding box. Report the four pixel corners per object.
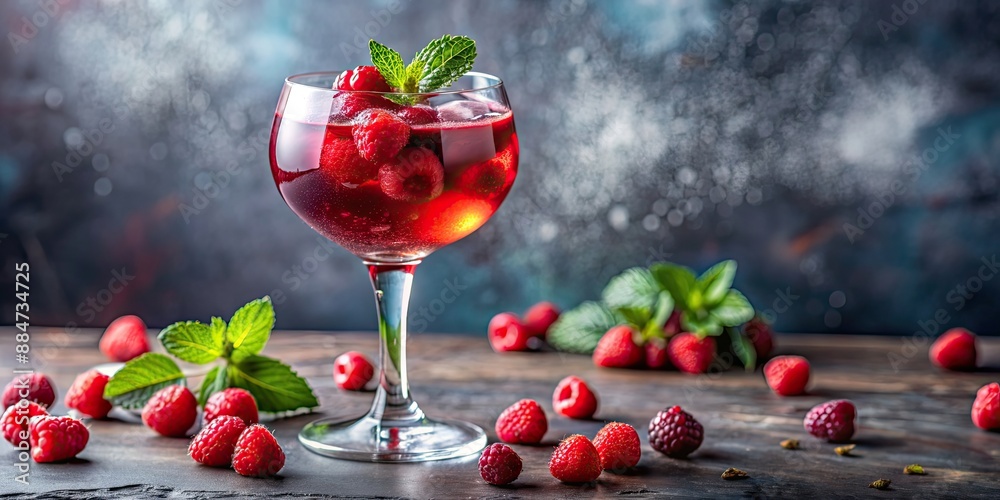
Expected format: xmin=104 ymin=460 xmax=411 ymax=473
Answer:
xmin=667 ymin=332 xmax=716 ymax=374
xmin=593 ymin=325 xmax=643 ymax=368
xmin=552 ymin=375 xmax=598 ymax=420
xmin=803 ymin=399 xmax=856 ymax=443
xmin=972 ymin=382 xmax=1000 ymax=430
xmin=334 ymin=65 xmax=391 ymax=92
xmin=663 ymin=311 xmax=682 ymax=336
xmin=396 ymin=104 xmax=438 ymax=125
xmin=319 ymin=135 xmax=379 ymax=185
xmin=644 ymin=337 xmax=671 ymax=369
xmin=929 ymin=327 xmax=977 ymax=371
xmin=333 ymin=351 xmax=375 ymax=391
xmin=743 ymin=316 xmax=774 ymax=359
xmin=764 ymin=355 xmax=810 ymax=396
xmin=352 ymin=108 xmax=410 ymax=162
xmin=495 ymin=399 xmax=547 ymax=444
xmin=99 ymin=315 xmax=150 ymax=362
xmin=188 ymin=415 xmax=248 ymax=467
xmin=592 ymin=421 xmax=641 ymax=471
xmin=29 ymin=415 xmax=89 ymax=463
xmin=523 ymin=301 xmax=560 ymax=338
xmin=1 ymin=401 xmax=48 ymax=446
xmin=330 ymin=92 xmax=400 ymax=121
xmin=142 ymin=385 xmax=198 ymax=437
xmin=378 ymin=147 xmax=445 ymax=202
xmin=648 ymin=405 xmax=704 ymax=458
xmin=64 ymin=370 xmax=113 ymax=419
xmin=478 ymin=442 xmax=522 ymax=485
xmin=203 ymin=388 xmax=259 ymax=425
xmin=2 ymin=372 xmax=56 ymax=410
xmin=549 ymin=434 xmax=602 ymax=483
xmin=487 ymin=312 xmax=531 ymax=352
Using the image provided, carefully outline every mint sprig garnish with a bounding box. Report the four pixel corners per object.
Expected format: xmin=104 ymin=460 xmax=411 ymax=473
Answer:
xmin=368 ymin=34 xmax=477 ymax=104
xmin=549 ymin=259 xmax=759 ymax=369
xmin=104 ymin=296 xmax=319 ymax=414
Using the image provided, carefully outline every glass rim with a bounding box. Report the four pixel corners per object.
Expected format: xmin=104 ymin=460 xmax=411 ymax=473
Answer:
xmin=284 ymin=71 xmax=504 ymax=96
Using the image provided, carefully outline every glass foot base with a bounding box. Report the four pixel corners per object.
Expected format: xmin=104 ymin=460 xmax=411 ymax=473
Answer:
xmin=298 ymin=414 xmax=487 ymax=462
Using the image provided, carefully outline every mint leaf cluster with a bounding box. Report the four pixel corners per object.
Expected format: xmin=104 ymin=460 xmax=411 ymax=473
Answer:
xmin=547 ymin=260 xmax=758 ymax=368
xmin=369 ymin=34 xmax=477 ymax=104
xmin=103 ymin=297 xmax=318 ymax=414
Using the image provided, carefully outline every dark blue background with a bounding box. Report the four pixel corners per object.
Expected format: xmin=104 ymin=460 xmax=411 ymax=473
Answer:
xmin=1 ymin=0 xmax=998 ymax=336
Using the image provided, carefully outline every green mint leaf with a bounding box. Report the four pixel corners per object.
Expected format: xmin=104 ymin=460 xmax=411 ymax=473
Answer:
xmin=198 ymin=365 xmax=228 ymax=406
xmin=642 ymin=291 xmax=674 ymax=340
xmin=103 ymin=353 xmax=185 ymax=409
xmin=381 ymin=93 xmax=418 ymax=106
xmin=369 ymin=39 xmax=406 ymax=90
xmin=227 ymin=297 xmax=275 ymax=363
xmin=602 ymin=267 xmax=661 ymax=316
xmin=727 ymin=327 xmax=757 ymax=372
xmin=403 ymin=59 xmax=425 ymax=93
xmin=413 ymin=34 xmax=476 ymax=92
xmin=650 ymin=263 xmax=697 ymax=311
xmin=158 ymin=321 xmax=225 ymax=364
xmin=228 ymin=354 xmax=318 ymax=413
xmin=210 ymin=316 xmax=226 ymax=348
xmin=710 ymin=290 xmax=755 ymax=326
xmin=681 ymin=312 xmax=723 ymax=337
xmin=547 ymin=301 xmax=621 ymax=354
xmin=616 ymin=306 xmax=650 ymax=328
xmin=697 ymin=260 xmax=737 ymax=306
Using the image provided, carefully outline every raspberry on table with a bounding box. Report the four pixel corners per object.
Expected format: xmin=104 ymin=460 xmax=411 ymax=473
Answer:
xmin=378 ymin=146 xmax=445 ymax=202
xmin=549 ymin=434 xmax=602 ymax=483
xmin=803 ymin=399 xmax=856 ymax=443
xmin=188 ymin=415 xmax=248 ymax=468
xmin=478 ymin=442 xmax=522 ymax=485
xmin=29 ymin=415 xmax=89 ymax=463
xmin=763 ymin=355 xmax=811 ymax=396
xmin=495 ymin=399 xmax=547 ymax=444
xmin=667 ymin=332 xmax=716 ymax=374
xmin=523 ymin=302 xmax=560 ymax=338
xmin=2 ymin=372 xmax=57 ymax=410
xmin=353 ymin=108 xmax=410 ymax=162
xmin=64 ymin=370 xmax=113 ymax=419
xmin=99 ymin=315 xmax=150 ymax=362
xmin=972 ymin=382 xmax=1000 ymax=431
xmin=592 ymin=422 xmax=641 ymax=471
xmin=333 ymin=351 xmax=375 ymax=391
xmin=552 ymin=375 xmax=598 ymax=420
xmin=488 ymin=313 xmax=531 ymax=352
xmin=929 ymin=327 xmax=978 ymax=371
xmin=592 ymin=325 xmax=643 ymax=368
xmin=649 ymin=405 xmax=704 ymax=458
xmin=203 ymin=388 xmax=259 ymax=425
xmin=743 ymin=316 xmax=774 ymax=359
xmin=142 ymin=385 xmax=198 ymax=437
xmin=232 ymin=424 xmax=285 ymax=477
xmin=644 ymin=337 xmax=671 ymax=369
xmin=1 ymin=401 xmax=48 ymax=446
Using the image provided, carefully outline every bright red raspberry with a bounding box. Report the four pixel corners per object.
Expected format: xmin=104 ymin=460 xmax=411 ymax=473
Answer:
xmin=396 ymin=104 xmax=438 ymax=125
xmin=552 ymin=375 xmax=598 ymax=420
xmin=378 ymin=146 xmax=445 ymax=202
xmin=334 ymin=65 xmax=391 ymax=92
xmin=644 ymin=337 xmax=671 ymax=369
xmin=188 ymin=415 xmax=248 ymax=467
xmin=319 ymin=135 xmax=379 ymax=185
xmin=488 ymin=313 xmax=531 ymax=352
xmin=352 ymin=108 xmax=410 ymax=162
xmin=2 ymin=401 xmax=48 ymax=446
xmin=333 ymin=351 xmax=375 ymax=391
xmin=930 ymin=328 xmax=978 ymax=371
xmin=592 ymin=422 xmax=641 ymax=471
xmin=804 ymin=399 xmax=856 ymax=443
xmin=593 ymin=325 xmax=643 ymax=368
xmin=764 ymin=355 xmax=810 ymax=396
xmin=331 ymin=92 xmax=400 ymax=121
xmin=743 ymin=316 xmax=774 ymax=359
xmin=99 ymin=315 xmax=150 ymax=362
xmin=29 ymin=416 xmax=89 ymax=463
xmin=648 ymin=406 xmax=703 ymax=458
xmin=203 ymin=388 xmax=259 ymax=425
xmin=142 ymin=385 xmax=198 ymax=437
xmin=549 ymin=434 xmax=602 ymax=483
xmin=232 ymin=424 xmax=285 ymax=477
xmin=478 ymin=442 xmax=522 ymax=485
xmin=523 ymin=302 xmax=560 ymax=338
xmin=495 ymin=399 xmax=547 ymax=444
xmin=2 ymin=372 xmax=56 ymax=410
xmin=64 ymin=370 xmax=113 ymax=419
xmin=972 ymin=382 xmax=1000 ymax=430
xmin=667 ymin=332 xmax=716 ymax=374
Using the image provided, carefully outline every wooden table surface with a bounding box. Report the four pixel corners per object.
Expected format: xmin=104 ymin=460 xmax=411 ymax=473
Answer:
xmin=1 ymin=329 xmax=998 ymax=499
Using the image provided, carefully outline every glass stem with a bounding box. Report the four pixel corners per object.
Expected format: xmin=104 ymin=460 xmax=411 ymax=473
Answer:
xmin=366 ymin=262 xmax=425 ymax=429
